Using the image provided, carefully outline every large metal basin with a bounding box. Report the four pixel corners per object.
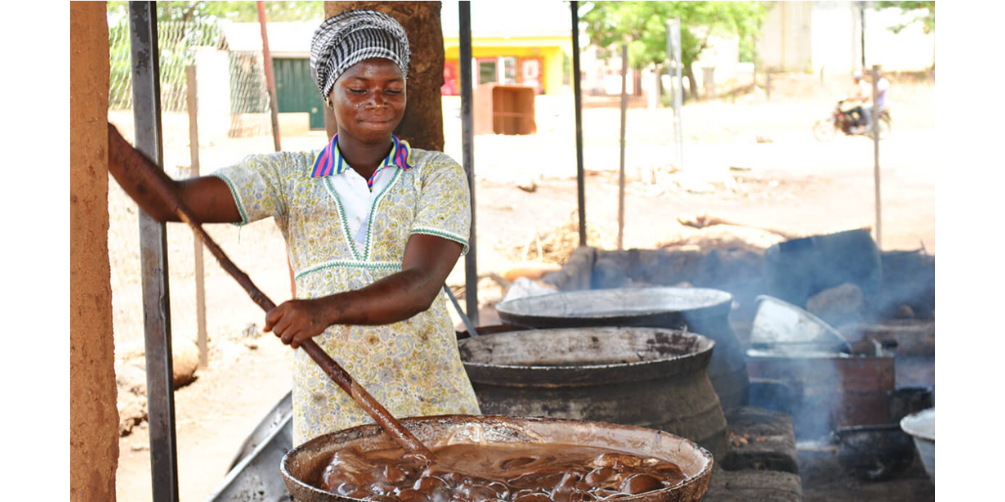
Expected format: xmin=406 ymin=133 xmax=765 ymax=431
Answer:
xmin=280 ymin=415 xmax=713 ymax=502
xmin=494 ymin=287 xmax=749 ymax=410
xmin=459 ymin=327 xmax=729 ymax=460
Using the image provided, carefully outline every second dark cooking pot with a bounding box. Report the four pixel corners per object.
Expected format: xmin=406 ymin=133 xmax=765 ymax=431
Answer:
xmin=494 ymin=287 xmax=749 ymax=410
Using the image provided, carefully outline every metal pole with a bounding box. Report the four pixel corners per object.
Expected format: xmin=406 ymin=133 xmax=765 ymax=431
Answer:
xmin=128 ymin=3 xmax=179 ymax=501
xmin=571 ymin=1 xmax=587 ymax=247
xmin=667 ymin=18 xmax=684 ymax=171
xmin=257 ymin=0 xmax=282 ymax=151
xmin=186 ymin=65 xmax=208 ymax=369
xmin=859 ymin=2 xmax=867 ymax=69
xmin=459 ymin=1 xmax=478 ymax=326
xmin=617 ymin=44 xmax=628 ymax=251
xmin=872 ymin=64 xmax=882 ymax=250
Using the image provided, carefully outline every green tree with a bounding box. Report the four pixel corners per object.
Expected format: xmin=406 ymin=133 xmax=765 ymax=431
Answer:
xmin=875 ymin=1 xmax=934 ymax=34
xmin=581 ymin=1 xmax=768 ymax=101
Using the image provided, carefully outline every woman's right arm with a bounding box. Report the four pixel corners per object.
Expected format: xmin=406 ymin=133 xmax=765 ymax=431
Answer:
xmin=108 ymin=123 xmax=241 ymax=224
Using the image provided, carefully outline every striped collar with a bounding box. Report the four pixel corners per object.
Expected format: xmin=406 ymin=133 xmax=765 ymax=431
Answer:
xmin=311 ymin=134 xmax=413 ymax=178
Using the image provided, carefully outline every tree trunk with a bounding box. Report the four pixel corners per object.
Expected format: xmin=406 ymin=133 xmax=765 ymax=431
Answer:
xmin=685 ymin=63 xmax=700 ymax=101
xmin=324 ymin=2 xmax=445 ymax=151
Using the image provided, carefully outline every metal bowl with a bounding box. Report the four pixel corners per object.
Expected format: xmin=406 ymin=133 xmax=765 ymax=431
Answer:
xmin=750 ymin=295 xmax=852 ymax=353
xmin=832 ymin=424 xmax=915 ymax=481
xmin=900 ymin=408 xmax=934 ymax=483
xmin=280 ymin=415 xmax=714 ymax=502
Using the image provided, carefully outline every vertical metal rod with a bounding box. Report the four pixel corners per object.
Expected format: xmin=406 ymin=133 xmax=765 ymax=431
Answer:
xmin=128 ymin=3 xmax=179 ymax=501
xmin=859 ymin=1 xmax=867 ymax=68
xmin=459 ymin=1 xmax=478 ymax=326
xmin=617 ymin=44 xmax=628 ymax=251
xmin=571 ymin=1 xmax=587 ymax=247
xmin=667 ymin=18 xmax=684 ymax=170
xmin=186 ymin=65 xmax=208 ymax=369
xmin=258 ymin=0 xmax=282 ymax=151
xmin=872 ymin=64 xmax=882 ymax=250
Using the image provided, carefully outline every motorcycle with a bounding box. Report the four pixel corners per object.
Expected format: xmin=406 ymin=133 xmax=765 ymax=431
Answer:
xmin=813 ymin=99 xmax=891 ymax=141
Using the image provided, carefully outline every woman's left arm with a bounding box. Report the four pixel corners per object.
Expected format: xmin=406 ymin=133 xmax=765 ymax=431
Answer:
xmin=264 ymin=233 xmax=462 ymax=348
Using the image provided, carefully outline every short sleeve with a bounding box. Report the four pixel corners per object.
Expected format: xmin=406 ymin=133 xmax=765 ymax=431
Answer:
xmin=209 ymin=152 xmax=291 ymax=228
xmin=408 ymin=153 xmax=471 ymax=255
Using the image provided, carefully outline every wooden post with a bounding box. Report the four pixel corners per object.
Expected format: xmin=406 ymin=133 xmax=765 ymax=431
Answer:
xmin=186 ymin=65 xmax=208 ymax=368
xmin=766 ymin=70 xmax=772 ymax=101
xmin=617 ymin=43 xmax=628 ymax=251
xmin=257 ymin=1 xmax=282 ymax=151
xmin=871 ymin=64 xmax=882 ymax=250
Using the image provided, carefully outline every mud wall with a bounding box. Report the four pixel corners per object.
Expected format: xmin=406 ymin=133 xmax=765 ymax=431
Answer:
xmin=70 ymin=3 xmax=118 ymax=501
xmin=543 ymin=246 xmax=935 ymax=325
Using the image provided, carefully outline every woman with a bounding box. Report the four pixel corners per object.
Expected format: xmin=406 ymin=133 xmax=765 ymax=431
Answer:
xmin=108 ymin=9 xmax=481 ymax=446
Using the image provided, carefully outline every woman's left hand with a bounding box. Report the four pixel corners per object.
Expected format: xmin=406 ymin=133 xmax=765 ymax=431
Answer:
xmin=265 ymin=299 xmax=332 ymax=349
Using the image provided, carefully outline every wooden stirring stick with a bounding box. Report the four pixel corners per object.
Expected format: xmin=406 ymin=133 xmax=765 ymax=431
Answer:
xmin=107 ymin=123 xmax=433 ymax=458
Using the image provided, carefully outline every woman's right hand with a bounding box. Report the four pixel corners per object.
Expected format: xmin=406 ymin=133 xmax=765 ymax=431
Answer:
xmin=264 ymin=299 xmax=334 ymax=349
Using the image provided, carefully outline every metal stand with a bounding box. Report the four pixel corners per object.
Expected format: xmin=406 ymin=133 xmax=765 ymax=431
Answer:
xmin=459 ymin=1 xmax=478 ymax=326
xmin=667 ymin=18 xmax=684 ymax=171
xmin=128 ymin=2 xmax=179 ymax=500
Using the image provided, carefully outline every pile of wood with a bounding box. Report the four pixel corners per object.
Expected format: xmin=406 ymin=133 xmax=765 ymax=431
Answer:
xmin=657 ymin=214 xmax=794 ymax=255
xmin=659 ymin=224 xmax=789 ymax=254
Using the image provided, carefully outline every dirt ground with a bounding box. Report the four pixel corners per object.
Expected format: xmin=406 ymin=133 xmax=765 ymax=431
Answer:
xmin=109 ymin=75 xmax=935 ymax=501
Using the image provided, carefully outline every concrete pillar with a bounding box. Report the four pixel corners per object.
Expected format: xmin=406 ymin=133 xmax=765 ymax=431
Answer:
xmin=70 ymin=3 xmax=118 ymax=502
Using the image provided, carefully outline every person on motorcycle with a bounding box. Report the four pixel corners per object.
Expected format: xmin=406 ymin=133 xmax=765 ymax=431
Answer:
xmin=848 ymin=70 xmax=890 ymax=135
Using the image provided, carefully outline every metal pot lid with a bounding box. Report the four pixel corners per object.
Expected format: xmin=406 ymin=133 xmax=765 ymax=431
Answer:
xmin=495 ymin=287 xmax=733 ymax=322
xmin=458 ymin=327 xmax=715 ymax=386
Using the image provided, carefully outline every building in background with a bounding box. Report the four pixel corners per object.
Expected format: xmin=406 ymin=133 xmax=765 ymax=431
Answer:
xmin=216 ymin=21 xmax=323 ymax=133
xmin=440 ymin=2 xmax=576 ymax=96
xmin=760 ymin=1 xmax=936 ymax=74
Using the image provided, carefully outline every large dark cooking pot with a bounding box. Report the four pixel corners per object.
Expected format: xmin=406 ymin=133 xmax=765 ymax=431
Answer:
xmin=459 ymin=327 xmax=729 ymax=460
xmin=494 ymin=287 xmax=749 ymax=410
xmin=280 ymin=415 xmax=713 ymax=502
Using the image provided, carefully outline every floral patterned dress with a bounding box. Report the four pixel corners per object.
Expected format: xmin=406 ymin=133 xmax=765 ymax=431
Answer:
xmin=211 ymin=138 xmax=481 ymax=446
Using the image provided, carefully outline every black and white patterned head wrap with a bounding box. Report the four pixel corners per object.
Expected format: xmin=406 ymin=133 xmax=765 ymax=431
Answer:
xmin=310 ymin=9 xmax=411 ymax=103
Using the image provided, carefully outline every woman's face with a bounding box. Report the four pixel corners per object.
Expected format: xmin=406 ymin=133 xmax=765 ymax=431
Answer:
xmin=329 ymin=58 xmax=406 ymax=144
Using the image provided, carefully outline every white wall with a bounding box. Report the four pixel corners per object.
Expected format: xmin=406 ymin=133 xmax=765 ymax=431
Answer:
xmin=762 ymin=1 xmax=936 ymax=75
xmin=812 ymin=1 xmax=859 ymax=74
xmin=760 ymin=1 xmax=814 ymax=73
xmin=194 ymin=47 xmax=233 ymax=140
xmin=693 ymin=34 xmax=742 ymax=88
